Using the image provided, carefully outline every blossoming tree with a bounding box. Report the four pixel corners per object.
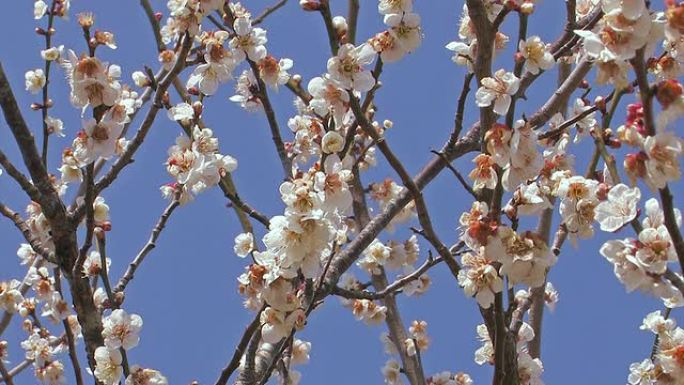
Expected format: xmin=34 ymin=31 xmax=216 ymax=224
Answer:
xmin=1 ymin=0 xmax=684 ymax=384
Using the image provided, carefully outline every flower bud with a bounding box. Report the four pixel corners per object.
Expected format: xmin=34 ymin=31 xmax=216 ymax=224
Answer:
xmin=192 ymin=101 xmax=203 ymax=118
xmin=300 ymin=0 xmax=321 ymax=11
xmin=77 ymin=12 xmax=94 ymax=28
xmin=656 ymin=79 xmax=683 ymax=109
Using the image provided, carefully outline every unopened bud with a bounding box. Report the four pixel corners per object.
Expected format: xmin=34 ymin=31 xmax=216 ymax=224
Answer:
xmin=154 ymin=12 xmax=163 ymax=22
xmin=30 ymin=103 xmax=43 ymax=111
xmin=77 ymin=12 xmax=94 ymax=28
xmin=100 ymin=221 xmax=112 ymax=232
xmin=514 ymin=52 xmax=525 ymax=64
xmin=300 ymin=0 xmax=321 ymax=11
xmin=187 ymin=86 xmax=200 ymax=96
xmin=192 ymin=101 xmax=203 ymax=118
xmin=22 ymin=319 xmax=34 ymax=332
xmin=594 ymin=96 xmax=606 ymax=113
xmin=579 ymin=79 xmax=590 ymax=89
xmin=656 ymin=79 xmax=683 ymax=109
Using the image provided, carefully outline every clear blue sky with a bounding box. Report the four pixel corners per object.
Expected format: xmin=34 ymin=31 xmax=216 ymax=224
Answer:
xmin=0 ymin=1 xmax=680 ymax=384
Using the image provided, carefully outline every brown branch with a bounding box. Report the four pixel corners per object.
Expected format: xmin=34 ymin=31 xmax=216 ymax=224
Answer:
xmin=246 ymin=59 xmax=292 ymax=178
xmin=114 ymin=188 xmax=182 ymax=293
xmin=348 ymin=95 xmax=456 ymax=271
xmin=332 ymin=255 xmax=444 ymax=300
xmin=53 ymin=269 xmax=84 ymax=385
xmin=252 ymin=0 xmax=289 ymax=26
xmin=40 ymin=0 xmax=59 ymax=166
xmin=449 ymin=72 xmax=474 ymax=148
xmin=527 ymin=58 xmax=592 ymax=129
xmin=318 ymin=1 xmax=340 ymax=56
xmin=347 ymin=0 xmax=360 ymax=44
xmin=140 ymin=0 xmax=164 ymax=50
xmin=0 ymin=201 xmax=57 ymax=263
xmin=0 ymin=62 xmax=63 ymax=219
xmin=74 ymin=163 xmax=95 ymax=275
xmin=0 ymin=361 xmax=12 ymax=385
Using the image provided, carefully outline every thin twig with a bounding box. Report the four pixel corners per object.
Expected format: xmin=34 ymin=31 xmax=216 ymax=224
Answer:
xmin=114 ymin=188 xmax=182 ymax=293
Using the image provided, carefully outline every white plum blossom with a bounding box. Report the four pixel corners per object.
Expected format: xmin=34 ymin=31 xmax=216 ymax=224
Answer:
xmin=230 ymin=16 xmax=268 ymax=62
xmin=519 ymin=36 xmax=555 ymax=75
xmin=233 ymin=232 xmax=254 ymax=258
xmin=308 ymin=76 xmax=349 ymax=124
xmin=102 ymin=309 xmax=143 ymax=350
xmin=382 ymin=360 xmax=403 ymax=385
xmin=45 ymin=116 xmax=65 ymax=137
xmin=25 ymin=68 xmax=46 ymax=94
xmin=34 ymin=0 xmax=48 ymax=19
xmin=167 ymin=102 xmax=195 ymax=125
xmin=644 ymin=132 xmax=683 ymax=189
xmin=0 ymin=280 xmax=23 ymax=313
xmin=378 ymin=0 xmax=412 ymax=15
xmin=595 ymin=184 xmax=641 ymax=232
xmin=94 ymin=347 xmax=123 ymax=385
xmin=125 ymin=366 xmax=168 ymax=385
xmin=373 ymin=12 xmax=422 ymax=62
xmin=627 ymin=359 xmax=656 ymax=385
xmin=327 ymin=43 xmax=376 ymax=92
xmin=458 ymin=251 xmax=503 ymax=309
xmin=476 ymin=69 xmax=520 ymax=115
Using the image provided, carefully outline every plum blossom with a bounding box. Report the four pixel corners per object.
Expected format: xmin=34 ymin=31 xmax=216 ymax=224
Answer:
xmin=34 ymin=0 xmax=48 ymax=19
xmin=382 ymin=360 xmax=403 ymax=385
xmin=371 ymin=13 xmax=422 ymax=62
xmin=327 ymin=43 xmax=376 ymax=92
xmin=519 ymin=36 xmax=555 ymax=75
xmin=258 ymin=56 xmax=293 ymax=90
xmin=644 ymin=132 xmax=683 ymax=189
xmin=308 ymin=76 xmax=349 ymax=124
xmin=230 ymin=69 xmax=262 ymax=111
xmin=25 ymin=68 xmax=46 ymax=94
xmin=72 ymin=118 xmax=124 ymax=164
xmin=0 ymin=280 xmax=23 ymax=313
xmin=378 ymin=0 xmax=412 ymax=15
xmin=94 ymin=347 xmax=123 ymax=385
xmin=230 ymin=16 xmax=268 ymax=62
xmin=595 ymin=184 xmax=641 ymax=232
xmin=60 ymin=51 xmax=122 ymax=108
xmin=469 ymin=154 xmax=498 ymax=190
xmin=503 ymin=120 xmax=543 ymax=191
xmin=458 ymin=251 xmax=503 ymax=309
xmin=475 ymin=69 xmax=520 ymax=115
xmin=125 ymin=366 xmax=168 ymax=385
xmin=233 ymin=232 xmax=254 ymax=258
xmin=627 ymin=359 xmax=656 ymax=385
xmin=102 ymin=309 xmax=143 ymax=350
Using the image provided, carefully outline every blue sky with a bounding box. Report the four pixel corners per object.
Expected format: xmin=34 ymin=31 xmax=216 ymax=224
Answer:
xmin=0 ymin=1 xmax=681 ymax=384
